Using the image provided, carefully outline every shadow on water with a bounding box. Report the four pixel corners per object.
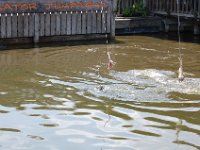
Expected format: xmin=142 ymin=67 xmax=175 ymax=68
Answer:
xmin=1 ymin=32 xmax=198 ymax=51
xmin=117 ymin=32 xmax=200 ymax=45
xmin=0 ymin=38 xmax=117 ymax=51
xmin=147 ymin=32 xmax=200 ymax=45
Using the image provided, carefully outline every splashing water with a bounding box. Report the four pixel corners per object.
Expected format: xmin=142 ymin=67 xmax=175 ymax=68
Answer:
xmin=49 ymin=69 xmax=200 ymax=102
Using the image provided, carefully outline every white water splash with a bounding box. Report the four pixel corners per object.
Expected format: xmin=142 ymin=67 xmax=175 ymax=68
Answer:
xmin=48 ymin=69 xmax=200 ymax=102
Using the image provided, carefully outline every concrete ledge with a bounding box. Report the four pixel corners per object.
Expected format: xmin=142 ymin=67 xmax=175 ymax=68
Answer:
xmin=115 ymin=16 xmax=163 ymax=34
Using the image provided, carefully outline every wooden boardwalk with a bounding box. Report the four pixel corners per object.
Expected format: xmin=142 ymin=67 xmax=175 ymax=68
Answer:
xmin=148 ymin=0 xmax=200 ymax=19
xmin=114 ymin=0 xmax=200 ymax=34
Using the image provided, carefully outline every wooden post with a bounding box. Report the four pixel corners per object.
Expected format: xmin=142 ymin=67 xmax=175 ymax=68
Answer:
xmin=56 ymin=12 xmax=61 ymax=35
xmin=24 ymin=13 xmax=29 ymax=37
xmin=6 ymin=14 xmax=12 ymax=38
xmin=45 ymin=12 xmax=51 ymax=36
xmin=82 ymin=11 xmax=87 ymax=34
xmin=61 ymin=12 xmax=67 ymax=35
xmin=39 ymin=13 xmax=45 ymax=37
xmin=34 ymin=13 xmax=40 ymax=44
xmin=17 ymin=13 xmax=24 ymax=37
xmin=87 ymin=11 xmax=92 ymax=34
xmin=67 ymin=11 xmax=72 ymax=35
xmin=11 ymin=13 xmax=18 ymax=38
xmin=92 ymin=10 xmax=97 ymax=34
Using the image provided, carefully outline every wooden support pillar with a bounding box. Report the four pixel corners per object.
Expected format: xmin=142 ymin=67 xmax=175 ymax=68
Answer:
xmin=194 ymin=23 xmax=200 ymax=35
xmin=34 ymin=13 xmax=40 ymax=44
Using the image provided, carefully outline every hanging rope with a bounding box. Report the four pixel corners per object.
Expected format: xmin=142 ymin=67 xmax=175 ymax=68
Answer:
xmin=177 ymin=0 xmax=184 ymax=82
xmin=102 ymin=0 xmax=116 ymax=70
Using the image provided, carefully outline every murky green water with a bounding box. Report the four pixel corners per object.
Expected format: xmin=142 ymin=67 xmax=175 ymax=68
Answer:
xmin=0 ymin=34 xmax=200 ymax=150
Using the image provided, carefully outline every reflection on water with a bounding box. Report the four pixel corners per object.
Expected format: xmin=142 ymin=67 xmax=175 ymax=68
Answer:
xmin=0 ymin=34 xmax=200 ymax=150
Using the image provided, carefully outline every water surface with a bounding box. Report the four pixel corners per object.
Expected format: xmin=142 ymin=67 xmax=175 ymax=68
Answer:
xmin=0 ymin=34 xmax=200 ymax=150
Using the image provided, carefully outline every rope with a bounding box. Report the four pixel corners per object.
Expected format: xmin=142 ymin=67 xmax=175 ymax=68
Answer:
xmin=177 ymin=0 xmax=182 ymax=61
xmin=177 ymin=0 xmax=184 ymax=82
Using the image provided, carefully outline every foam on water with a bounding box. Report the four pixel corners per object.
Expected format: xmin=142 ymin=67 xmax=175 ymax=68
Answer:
xmin=48 ymin=69 xmax=200 ymax=102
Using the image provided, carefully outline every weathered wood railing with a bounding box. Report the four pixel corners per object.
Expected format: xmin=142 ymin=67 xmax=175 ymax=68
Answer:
xmin=0 ymin=0 xmax=115 ymax=44
xmin=148 ymin=0 xmax=200 ymax=18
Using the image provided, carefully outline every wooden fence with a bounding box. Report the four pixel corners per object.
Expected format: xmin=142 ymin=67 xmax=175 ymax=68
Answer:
xmin=147 ymin=0 xmax=200 ymax=18
xmin=0 ymin=0 xmax=115 ymax=44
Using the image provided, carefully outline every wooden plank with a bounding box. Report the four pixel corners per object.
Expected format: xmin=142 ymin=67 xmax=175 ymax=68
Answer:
xmin=91 ymin=11 xmax=97 ymax=34
xmin=56 ymin=12 xmax=61 ymax=35
xmin=6 ymin=13 xmax=12 ymax=38
xmin=34 ymin=13 xmax=40 ymax=43
xmin=39 ymin=13 xmax=45 ymax=36
xmin=45 ymin=12 xmax=51 ymax=36
xmin=11 ymin=13 xmax=18 ymax=37
xmin=61 ymin=12 xmax=67 ymax=35
xmin=71 ymin=11 xmax=77 ymax=35
xmin=51 ymin=12 xmax=56 ymax=36
xmin=1 ymin=14 xmax=6 ymax=38
xmin=18 ymin=13 xmax=24 ymax=37
xmin=106 ymin=10 xmax=111 ymax=33
xmin=24 ymin=13 xmax=29 ymax=37
xmin=102 ymin=11 xmax=106 ymax=33
xmin=77 ymin=11 xmax=82 ymax=34
xmin=81 ymin=11 xmax=86 ymax=34
xmin=67 ymin=11 xmax=72 ymax=35
xmin=29 ymin=13 xmax=35 ymax=37
xmin=87 ymin=11 xmax=92 ymax=34
xmin=97 ymin=10 xmax=102 ymax=33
